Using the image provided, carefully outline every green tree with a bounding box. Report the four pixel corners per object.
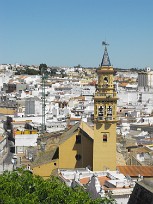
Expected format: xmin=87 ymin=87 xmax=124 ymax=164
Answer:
xmin=39 ymin=63 xmax=48 ymax=75
xmin=26 ymin=68 xmax=40 ymax=75
xmin=74 ymin=64 xmax=81 ymax=68
xmin=0 ymin=170 xmax=115 ymax=204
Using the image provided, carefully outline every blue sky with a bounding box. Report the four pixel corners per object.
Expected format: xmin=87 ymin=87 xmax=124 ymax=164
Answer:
xmin=0 ymin=0 xmax=153 ymax=68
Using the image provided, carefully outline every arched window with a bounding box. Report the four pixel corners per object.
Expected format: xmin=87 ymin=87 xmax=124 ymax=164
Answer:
xmin=104 ymin=77 xmax=108 ymax=83
xmin=107 ymin=106 xmax=112 ymax=120
xmin=98 ymin=106 xmax=104 ymax=116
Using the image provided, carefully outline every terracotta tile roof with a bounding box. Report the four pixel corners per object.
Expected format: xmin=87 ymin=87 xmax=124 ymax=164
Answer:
xmin=12 ymin=121 xmax=32 ymax=124
xmin=70 ymin=118 xmax=81 ymax=121
xmin=80 ymin=176 xmax=110 ymax=186
xmin=98 ymin=176 xmax=110 ymax=186
xmin=119 ymin=82 xmax=128 ymax=87
xmin=88 ymin=80 xmax=97 ymax=85
xmin=18 ymin=76 xmax=28 ymax=79
xmin=80 ymin=177 xmax=90 ymax=184
xmin=117 ymin=165 xmax=153 ymax=177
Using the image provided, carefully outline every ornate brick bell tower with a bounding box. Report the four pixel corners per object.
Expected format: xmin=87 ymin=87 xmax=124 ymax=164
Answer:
xmin=93 ymin=42 xmax=118 ymax=171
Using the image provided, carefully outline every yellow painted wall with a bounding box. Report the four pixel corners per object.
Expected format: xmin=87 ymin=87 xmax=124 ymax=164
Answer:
xmin=32 ymin=160 xmax=59 ymax=178
xmin=93 ymin=63 xmax=117 ymax=171
xmin=59 ymin=130 xmax=93 ymax=169
xmin=15 ymin=130 xmax=38 ymax=135
xmin=32 ymin=127 xmax=93 ymax=178
xmin=93 ymin=122 xmax=116 ymax=171
xmin=0 ymin=108 xmax=16 ymax=115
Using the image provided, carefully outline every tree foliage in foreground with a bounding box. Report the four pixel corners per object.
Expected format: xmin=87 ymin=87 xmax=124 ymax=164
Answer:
xmin=0 ymin=170 xmax=115 ymax=204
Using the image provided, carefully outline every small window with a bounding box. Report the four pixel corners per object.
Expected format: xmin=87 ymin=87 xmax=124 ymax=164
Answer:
xmin=75 ymin=154 xmax=82 ymax=161
xmin=104 ymin=77 xmax=108 ymax=83
xmin=76 ymin=135 xmax=81 ymax=144
xmin=103 ymin=134 xmax=107 ymax=142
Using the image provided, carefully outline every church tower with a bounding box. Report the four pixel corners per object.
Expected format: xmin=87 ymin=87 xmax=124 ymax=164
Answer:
xmin=93 ymin=42 xmax=118 ymax=171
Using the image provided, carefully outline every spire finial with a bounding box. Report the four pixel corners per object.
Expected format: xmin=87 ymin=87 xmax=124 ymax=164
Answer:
xmin=101 ymin=41 xmax=111 ymax=66
xmin=102 ymin=41 xmax=109 ymax=47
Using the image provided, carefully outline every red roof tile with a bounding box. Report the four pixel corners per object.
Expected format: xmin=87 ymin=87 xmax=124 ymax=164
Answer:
xmin=80 ymin=176 xmax=110 ymax=186
xmin=80 ymin=177 xmax=90 ymax=184
xmin=117 ymin=165 xmax=153 ymax=177
xmin=98 ymin=176 xmax=110 ymax=186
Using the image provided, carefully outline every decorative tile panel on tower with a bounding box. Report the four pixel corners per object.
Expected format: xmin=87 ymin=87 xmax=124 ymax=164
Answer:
xmin=93 ymin=42 xmax=118 ymax=171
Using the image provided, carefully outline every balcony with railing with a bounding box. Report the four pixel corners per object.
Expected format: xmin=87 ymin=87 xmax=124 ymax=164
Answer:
xmin=97 ymin=116 xmax=104 ymax=121
xmin=95 ymin=116 xmax=118 ymax=122
xmin=95 ymin=92 xmax=117 ymax=99
xmin=105 ymin=116 xmax=113 ymax=121
xmin=96 ymin=84 xmax=116 ymax=89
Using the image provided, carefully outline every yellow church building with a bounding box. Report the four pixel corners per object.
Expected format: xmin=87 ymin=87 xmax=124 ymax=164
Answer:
xmin=32 ymin=43 xmax=118 ymax=178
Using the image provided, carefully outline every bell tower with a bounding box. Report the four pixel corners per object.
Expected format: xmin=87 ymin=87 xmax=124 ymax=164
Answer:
xmin=93 ymin=42 xmax=118 ymax=171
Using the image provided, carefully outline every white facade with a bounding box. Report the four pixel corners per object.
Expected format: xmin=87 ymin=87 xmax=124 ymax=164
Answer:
xmin=59 ymin=169 xmax=134 ymax=204
xmin=15 ymin=133 xmax=38 ymax=154
xmin=138 ymin=68 xmax=153 ymax=88
xmin=0 ymin=135 xmax=7 ymax=158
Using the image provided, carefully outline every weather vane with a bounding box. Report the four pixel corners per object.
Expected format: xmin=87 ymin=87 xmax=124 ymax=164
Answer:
xmin=102 ymin=41 xmax=109 ymax=46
